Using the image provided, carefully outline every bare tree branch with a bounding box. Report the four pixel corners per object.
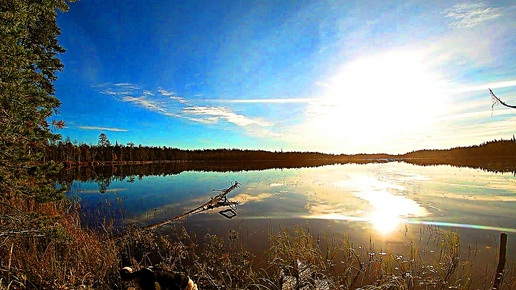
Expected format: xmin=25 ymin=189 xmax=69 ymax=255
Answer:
xmin=490 ymin=88 xmax=516 ymax=109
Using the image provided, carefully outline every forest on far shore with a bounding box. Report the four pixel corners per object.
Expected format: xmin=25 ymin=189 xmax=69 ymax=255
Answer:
xmin=46 ymin=134 xmax=516 ymax=166
xmin=45 ymin=136 xmax=516 ymax=179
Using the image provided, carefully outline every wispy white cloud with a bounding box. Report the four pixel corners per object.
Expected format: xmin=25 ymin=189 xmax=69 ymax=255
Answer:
xmin=182 ymin=106 xmax=271 ymax=127
xmin=185 ymin=80 xmax=205 ymax=88
xmin=143 ymin=90 xmax=154 ymax=96
xmin=121 ymin=96 xmax=172 ymax=115
xmin=211 ymin=98 xmax=319 ymax=104
xmin=171 ymin=96 xmax=189 ymax=104
xmin=450 ymin=80 xmax=516 ymax=93
xmin=442 ymin=3 xmax=502 ymax=28
xmin=424 ymin=115 xmax=516 ymax=149
xmin=427 ymin=2 xmax=512 ymax=71
xmin=157 ymin=88 xmax=175 ymax=96
xmin=98 ymin=84 xmax=183 ymax=117
xmin=99 ymin=83 xmax=142 ymax=96
xmin=114 ymin=83 xmax=141 ymax=90
xmin=158 ymin=88 xmax=189 ymax=103
xmin=97 ymin=83 xmax=275 ymax=134
xmin=78 ymin=126 xmax=128 ymax=132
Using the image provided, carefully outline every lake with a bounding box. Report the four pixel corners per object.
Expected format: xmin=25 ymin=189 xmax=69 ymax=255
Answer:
xmin=67 ymin=161 xmax=516 ymax=272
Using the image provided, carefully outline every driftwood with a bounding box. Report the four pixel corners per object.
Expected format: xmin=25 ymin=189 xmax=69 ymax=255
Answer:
xmin=144 ymin=182 xmax=241 ymax=230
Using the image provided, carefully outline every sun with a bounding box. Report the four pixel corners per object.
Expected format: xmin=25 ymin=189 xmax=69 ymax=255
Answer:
xmin=300 ymin=49 xmax=448 ymax=150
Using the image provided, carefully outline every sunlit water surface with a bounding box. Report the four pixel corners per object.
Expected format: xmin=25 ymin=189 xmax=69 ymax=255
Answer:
xmin=68 ymin=162 xmax=516 ymax=265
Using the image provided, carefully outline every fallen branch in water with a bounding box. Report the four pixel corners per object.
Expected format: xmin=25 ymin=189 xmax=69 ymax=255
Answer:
xmin=143 ymin=181 xmax=241 ymax=230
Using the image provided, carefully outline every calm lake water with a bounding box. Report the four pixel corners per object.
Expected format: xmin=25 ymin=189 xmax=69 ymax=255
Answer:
xmin=67 ymin=162 xmax=516 ymax=264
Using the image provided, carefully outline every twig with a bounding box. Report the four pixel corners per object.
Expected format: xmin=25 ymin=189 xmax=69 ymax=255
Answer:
xmin=490 ymin=88 xmax=516 ymax=109
xmin=0 ymin=229 xmax=44 ymax=237
xmin=7 ymin=243 xmax=13 ymax=286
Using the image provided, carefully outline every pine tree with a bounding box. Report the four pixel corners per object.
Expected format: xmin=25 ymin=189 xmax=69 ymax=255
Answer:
xmin=0 ymin=0 xmax=74 ymax=201
xmin=98 ymin=133 xmax=111 ymax=147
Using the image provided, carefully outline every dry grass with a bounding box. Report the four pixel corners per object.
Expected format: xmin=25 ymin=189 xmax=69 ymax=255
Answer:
xmin=1 ymin=198 xmax=515 ymax=289
xmin=0 ymin=197 xmax=120 ymax=289
xmin=117 ymin=225 xmax=257 ymax=289
xmin=117 ymin=224 xmax=516 ymax=289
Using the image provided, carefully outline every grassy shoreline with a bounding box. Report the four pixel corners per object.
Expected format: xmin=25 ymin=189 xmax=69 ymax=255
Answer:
xmin=1 ymin=197 xmax=515 ymax=289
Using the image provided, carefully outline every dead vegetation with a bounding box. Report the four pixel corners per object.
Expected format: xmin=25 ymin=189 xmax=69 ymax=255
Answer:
xmin=0 ymin=197 xmax=120 ymax=289
xmin=1 ymin=194 xmax=515 ymax=289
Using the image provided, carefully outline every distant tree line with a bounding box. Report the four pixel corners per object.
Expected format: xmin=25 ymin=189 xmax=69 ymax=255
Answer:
xmin=46 ymin=142 xmax=341 ymax=165
xmin=46 ymin=133 xmax=342 ymax=166
xmin=47 ymin=134 xmax=516 ymax=180
xmin=401 ymin=137 xmax=516 ymax=160
xmin=55 ymin=140 xmax=516 ymax=188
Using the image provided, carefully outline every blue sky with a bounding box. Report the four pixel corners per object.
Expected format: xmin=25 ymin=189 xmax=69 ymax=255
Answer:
xmin=55 ymin=0 xmax=516 ymax=154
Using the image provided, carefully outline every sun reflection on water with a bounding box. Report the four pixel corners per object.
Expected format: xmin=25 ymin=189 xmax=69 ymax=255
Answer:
xmin=306 ymin=173 xmax=430 ymax=235
xmin=359 ymin=189 xmax=429 ymax=235
xmin=369 ymin=210 xmax=402 ymax=235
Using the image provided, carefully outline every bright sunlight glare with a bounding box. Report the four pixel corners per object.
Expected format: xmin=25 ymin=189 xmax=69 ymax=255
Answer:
xmin=359 ymin=189 xmax=430 ymax=235
xmin=307 ymin=174 xmax=431 ymax=235
xmin=369 ymin=210 xmax=403 ymax=235
xmin=299 ymin=49 xmax=450 ymax=151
